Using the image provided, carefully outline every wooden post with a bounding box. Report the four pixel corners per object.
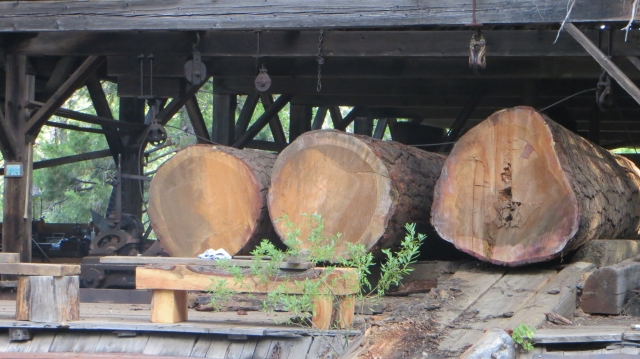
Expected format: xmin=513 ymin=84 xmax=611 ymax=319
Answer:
xmin=289 ymin=104 xmax=312 ymax=142
xmin=118 ymin=97 xmax=145 ymax=221
xmin=589 ymin=103 xmax=601 ymax=145
xmin=354 ymin=117 xmax=373 ymax=136
xmin=212 ymin=94 xmax=236 ymax=146
xmin=16 ymin=275 xmax=80 ymax=322
xmin=150 ymin=289 xmax=188 ymax=324
xmin=3 ymin=55 xmax=34 ymax=263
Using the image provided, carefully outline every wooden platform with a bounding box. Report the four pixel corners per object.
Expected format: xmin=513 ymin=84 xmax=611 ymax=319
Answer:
xmin=0 ymin=300 xmax=360 ymax=358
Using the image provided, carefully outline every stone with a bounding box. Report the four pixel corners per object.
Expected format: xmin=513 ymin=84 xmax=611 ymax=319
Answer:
xmin=460 ymin=328 xmax=516 ymax=359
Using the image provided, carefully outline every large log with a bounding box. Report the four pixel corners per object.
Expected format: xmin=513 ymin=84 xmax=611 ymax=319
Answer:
xmin=148 ymin=145 xmax=278 ymax=257
xmin=268 ymin=129 xmax=445 ymax=258
xmin=431 ymin=106 xmax=640 ymax=266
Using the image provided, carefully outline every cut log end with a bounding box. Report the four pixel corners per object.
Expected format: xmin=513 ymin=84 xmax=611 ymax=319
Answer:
xmin=268 ymin=130 xmax=393 ymax=256
xmin=149 ymin=145 xmax=277 ymax=257
xmin=432 ymin=107 xmax=587 ymax=265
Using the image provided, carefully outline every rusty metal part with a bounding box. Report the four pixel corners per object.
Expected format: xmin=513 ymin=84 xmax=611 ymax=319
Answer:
xmin=79 ymin=288 xmax=151 ymax=304
xmin=597 ymin=71 xmax=613 ymax=111
xmin=469 ymin=29 xmax=487 ymax=71
xmin=89 ymin=228 xmax=140 ymax=256
xmin=81 ymin=257 xmax=136 ymax=289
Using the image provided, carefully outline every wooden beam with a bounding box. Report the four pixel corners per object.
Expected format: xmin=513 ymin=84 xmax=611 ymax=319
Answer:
xmin=328 ymin=106 xmax=343 ymax=129
xmin=311 ymin=106 xmax=328 ymax=130
xmin=233 ymin=94 xmax=293 ymax=149
xmin=44 ymin=121 xmax=121 ymax=135
xmin=353 ymin=117 xmax=373 ymax=136
xmin=245 ymin=139 xmax=287 ymax=152
xmin=565 ymin=23 xmax=640 ymax=106
xmin=33 ymin=150 xmax=112 ymax=169
xmin=439 ymin=92 xmax=483 ymax=152
xmin=212 ymin=94 xmax=236 ymax=146
xmin=234 ymin=94 xmax=259 ymax=141
xmin=193 ymin=57 xmax=640 ymax=80
xmin=214 ymin=77 xmax=602 ymax=97
xmin=0 ymin=150 xmax=113 ymax=175
xmin=372 ymin=118 xmax=388 ymax=139
xmin=41 ymin=56 xmax=76 ymax=101
xmin=289 ymin=104 xmax=312 ymax=142
xmin=0 ymin=103 xmax=18 ymax=159
xmin=588 ymin=103 xmax=601 ymax=145
xmin=1 ymin=3 xmax=637 ymax=32
xmin=335 ymin=106 xmax=364 ymax=131
xmin=14 ymin=31 xmax=640 ymax=58
xmin=260 ymin=93 xmax=287 ymax=144
xmin=28 ymin=101 xmax=143 ymax=131
xmin=136 ymin=265 xmax=357 ymax=296
xmin=25 ymin=56 xmax=105 ymax=136
xmin=85 ymin=75 xmax=123 ymax=161
xmin=156 ymin=80 xmax=210 ymax=126
xmin=184 ymin=97 xmax=211 ymax=144
xmin=0 ymin=263 xmax=80 ymax=276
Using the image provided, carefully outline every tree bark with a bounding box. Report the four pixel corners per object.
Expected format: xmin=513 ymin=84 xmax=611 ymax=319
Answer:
xmin=431 ymin=106 xmax=640 ymax=266
xmin=148 ymin=145 xmax=278 ymax=257
xmin=268 ymin=129 xmax=445 ymax=259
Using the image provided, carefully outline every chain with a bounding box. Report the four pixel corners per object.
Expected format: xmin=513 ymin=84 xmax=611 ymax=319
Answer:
xmin=316 ymin=29 xmax=325 ymax=92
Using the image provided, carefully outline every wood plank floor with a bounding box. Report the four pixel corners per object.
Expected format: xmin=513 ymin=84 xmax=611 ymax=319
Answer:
xmin=0 ymin=300 xmax=359 ymax=358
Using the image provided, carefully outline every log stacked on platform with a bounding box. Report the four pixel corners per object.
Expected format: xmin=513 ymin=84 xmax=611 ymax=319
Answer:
xmin=431 ymin=106 xmax=640 ymax=266
xmin=268 ymin=130 xmax=446 ymax=258
xmin=148 ymin=145 xmax=278 ymax=257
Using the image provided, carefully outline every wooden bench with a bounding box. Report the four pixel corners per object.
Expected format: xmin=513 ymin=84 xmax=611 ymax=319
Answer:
xmin=135 ymin=263 xmax=359 ymax=330
xmin=0 ymin=253 xmax=80 ymax=323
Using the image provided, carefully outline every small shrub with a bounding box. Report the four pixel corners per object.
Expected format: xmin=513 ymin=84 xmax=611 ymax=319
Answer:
xmin=512 ymin=323 xmax=535 ymax=351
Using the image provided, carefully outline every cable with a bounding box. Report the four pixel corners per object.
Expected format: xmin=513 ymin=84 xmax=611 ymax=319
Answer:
xmin=537 ymin=88 xmax=597 ymax=112
xmin=164 ymin=124 xmax=220 ymax=145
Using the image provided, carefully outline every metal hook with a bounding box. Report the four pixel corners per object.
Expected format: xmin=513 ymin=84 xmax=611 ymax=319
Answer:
xmin=193 ymin=32 xmax=201 ymax=51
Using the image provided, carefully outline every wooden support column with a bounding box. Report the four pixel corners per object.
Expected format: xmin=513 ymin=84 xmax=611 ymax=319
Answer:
xmin=354 ymin=117 xmax=373 ymax=136
xmin=589 ymin=103 xmax=600 ymax=145
xmin=3 ymin=55 xmax=34 ymax=263
xmin=118 ymin=97 xmax=145 ymax=221
xmin=289 ymin=104 xmax=312 ymax=142
xmin=212 ymin=94 xmax=236 ymax=146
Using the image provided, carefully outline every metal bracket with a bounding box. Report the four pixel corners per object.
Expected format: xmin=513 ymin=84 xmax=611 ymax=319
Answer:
xmin=469 ymin=29 xmax=487 ymax=71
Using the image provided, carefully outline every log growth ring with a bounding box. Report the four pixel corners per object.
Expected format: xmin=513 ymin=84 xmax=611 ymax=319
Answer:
xmin=148 ymin=145 xmax=263 ymax=257
xmin=432 ymin=107 xmax=579 ymax=265
xmin=268 ymin=130 xmax=393 ymax=255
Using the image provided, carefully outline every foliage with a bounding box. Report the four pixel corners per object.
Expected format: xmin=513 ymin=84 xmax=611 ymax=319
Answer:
xmin=207 ymin=214 xmax=425 ymax=330
xmin=0 ymin=77 xmax=392 ymax=226
xmin=512 ymin=323 xmax=535 ymax=351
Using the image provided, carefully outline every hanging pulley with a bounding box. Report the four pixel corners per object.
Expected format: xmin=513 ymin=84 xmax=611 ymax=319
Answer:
xmin=185 ymin=33 xmax=207 ymax=85
xmin=469 ymin=29 xmax=487 ymax=71
xmin=254 ymin=64 xmax=272 ymax=92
